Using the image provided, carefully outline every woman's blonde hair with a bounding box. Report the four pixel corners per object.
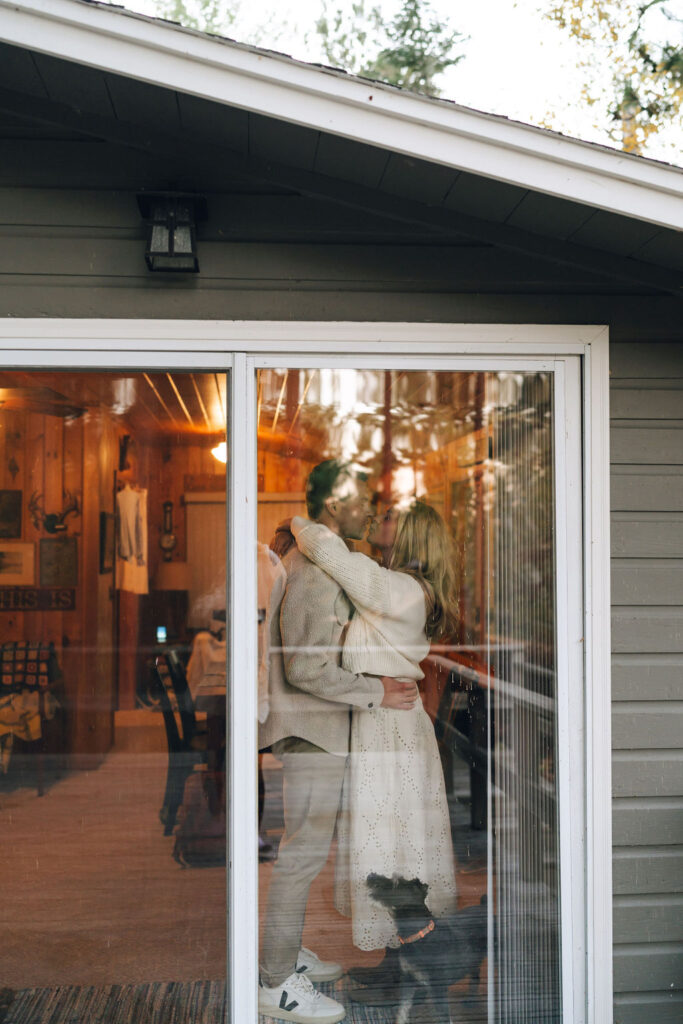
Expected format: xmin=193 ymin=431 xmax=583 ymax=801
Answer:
xmin=389 ymin=501 xmax=458 ymax=641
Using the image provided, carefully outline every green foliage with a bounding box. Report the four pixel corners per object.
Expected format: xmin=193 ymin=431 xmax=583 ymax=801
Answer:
xmin=316 ymin=0 xmax=467 ymax=97
xmin=623 ymin=2 xmax=683 ymax=129
xmin=315 ymin=2 xmax=385 ymax=73
xmin=364 ymin=0 xmax=466 ymax=96
xmin=546 ymin=0 xmax=683 ymax=154
xmin=154 ymin=0 xmax=239 ymax=35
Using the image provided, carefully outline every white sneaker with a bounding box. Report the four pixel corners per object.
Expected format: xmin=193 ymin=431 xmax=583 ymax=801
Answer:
xmin=258 ymin=970 xmax=346 ymax=1023
xmin=296 ymin=946 xmax=343 ymax=982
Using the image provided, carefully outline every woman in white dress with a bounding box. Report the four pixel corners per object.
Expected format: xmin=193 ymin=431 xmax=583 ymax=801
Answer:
xmin=290 ymin=501 xmax=458 ymax=953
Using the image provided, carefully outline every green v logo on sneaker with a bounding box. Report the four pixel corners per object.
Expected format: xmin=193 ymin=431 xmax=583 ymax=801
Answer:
xmin=279 ymin=992 xmax=299 ymax=1012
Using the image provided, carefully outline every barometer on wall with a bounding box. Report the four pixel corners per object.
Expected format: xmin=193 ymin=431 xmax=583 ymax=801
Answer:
xmin=159 ymin=500 xmax=177 ymax=561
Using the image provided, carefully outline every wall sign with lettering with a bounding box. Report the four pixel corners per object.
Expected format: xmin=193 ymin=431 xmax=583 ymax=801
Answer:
xmin=0 ymin=588 xmax=76 ymax=611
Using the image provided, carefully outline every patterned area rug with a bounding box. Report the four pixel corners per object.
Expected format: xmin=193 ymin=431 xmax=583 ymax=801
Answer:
xmin=2 ymin=978 xmax=485 ymax=1024
xmin=260 ymin=975 xmax=486 ymax=1024
xmin=2 ymin=981 xmax=226 ymax=1024
xmin=3 ymin=983 xmax=376 ymax=1024
xmin=2 ymin=980 xmax=394 ymax=1024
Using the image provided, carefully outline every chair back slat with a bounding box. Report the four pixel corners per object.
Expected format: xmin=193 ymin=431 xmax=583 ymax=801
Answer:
xmin=163 ymin=650 xmax=198 ymax=746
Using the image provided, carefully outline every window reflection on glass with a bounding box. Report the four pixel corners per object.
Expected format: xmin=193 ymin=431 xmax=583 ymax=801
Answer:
xmin=257 ymin=369 xmax=559 ymax=1024
xmin=0 ymin=370 xmax=227 ymax=1021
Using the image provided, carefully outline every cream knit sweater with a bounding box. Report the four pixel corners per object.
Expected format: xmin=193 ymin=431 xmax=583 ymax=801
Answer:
xmin=291 ymin=517 xmax=429 ymax=681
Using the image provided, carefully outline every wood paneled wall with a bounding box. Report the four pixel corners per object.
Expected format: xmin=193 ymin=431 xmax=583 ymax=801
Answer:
xmin=116 ymin=434 xmax=227 ymax=708
xmin=148 ymin=438 xmax=225 ymax=578
xmin=0 ymin=405 xmax=117 ymax=765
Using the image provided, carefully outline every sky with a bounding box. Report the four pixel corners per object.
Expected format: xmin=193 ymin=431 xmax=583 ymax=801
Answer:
xmin=117 ymin=0 xmax=683 ymax=164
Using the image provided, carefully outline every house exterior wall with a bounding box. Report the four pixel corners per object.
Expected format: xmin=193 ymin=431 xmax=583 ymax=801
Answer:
xmin=610 ymin=342 xmax=683 ymax=1024
xmin=0 ymin=183 xmax=681 ymax=1022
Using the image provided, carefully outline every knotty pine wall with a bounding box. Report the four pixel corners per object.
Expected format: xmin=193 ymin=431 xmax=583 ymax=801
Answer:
xmin=118 ymin=434 xmax=227 ymax=709
xmin=118 ymin=434 xmax=311 ymax=709
xmin=0 ymin=405 xmax=117 ymax=766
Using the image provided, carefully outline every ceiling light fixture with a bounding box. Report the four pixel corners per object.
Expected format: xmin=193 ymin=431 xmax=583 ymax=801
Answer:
xmin=211 ymin=441 xmax=227 ymax=464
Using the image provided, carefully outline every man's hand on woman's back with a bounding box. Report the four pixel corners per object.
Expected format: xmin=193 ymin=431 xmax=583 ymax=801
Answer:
xmin=380 ymin=677 xmax=418 ymax=710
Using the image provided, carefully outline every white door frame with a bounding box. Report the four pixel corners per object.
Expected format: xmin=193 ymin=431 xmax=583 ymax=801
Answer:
xmin=0 ymin=320 xmax=611 ymax=1024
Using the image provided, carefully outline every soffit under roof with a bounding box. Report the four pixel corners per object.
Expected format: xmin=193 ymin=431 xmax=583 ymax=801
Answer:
xmin=0 ymin=28 xmax=681 ymax=296
xmin=3 ymin=0 xmax=681 ymax=214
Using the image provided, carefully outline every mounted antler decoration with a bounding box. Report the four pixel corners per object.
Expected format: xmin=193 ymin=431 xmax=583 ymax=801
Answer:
xmin=29 ymin=491 xmax=80 ymax=534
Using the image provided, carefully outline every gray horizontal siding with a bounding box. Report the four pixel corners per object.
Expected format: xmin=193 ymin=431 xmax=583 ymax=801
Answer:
xmin=612 ymin=343 xmax=683 ymax=377
xmin=613 ymin=848 xmax=683 ymax=894
xmin=611 ymin=343 xmax=683 ymax=1018
xmin=613 ymin=798 xmax=683 ymax=845
xmin=0 ymin=235 xmax=644 ymax=293
xmin=612 ymin=610 xmax=683 ymax=652
xmin=614 ymin=992 xmax=683 ymax=1024
xmin=614 ymin=895 xmax=683 ymax=942
xmin=613 ymin=655 xmax=683 ymax=700
xmin=611 ymin=424 xmax=683 ymax=465
xmin=2 ymin=186 xmax=683 ymax=334
xmin=612 ymin=703 xmax=683 ymax=747
xmin=613 ymin=943 xmax=683 ymax=991
xmin=3 ymin=280 xmax=683 ymax=330
xmin=612 ymin=562 xmax=683 ymax=605
xmin=611 ymin=514 xmax=683 ymax=558
xmin=611 ymin=467 xmax=683 ymax=513
xmin=0 ymin=190 xmax=455 ymax=243
xmin=611 ymin=387 xmax=683 ymax=420
xmin=612 ymin=751 xmax=683 ymax=796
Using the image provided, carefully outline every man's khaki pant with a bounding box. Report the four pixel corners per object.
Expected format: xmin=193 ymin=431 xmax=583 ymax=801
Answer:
xmin=260 ymin=737 xmax=347 ymax=987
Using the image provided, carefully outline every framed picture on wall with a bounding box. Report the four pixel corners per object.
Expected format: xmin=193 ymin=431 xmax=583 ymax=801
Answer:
xmin=100 ymin=511 xmax=115 ymax=574
xmin=0 ymin=490 xmax=22 ymax=539
xmin=0 ymin=541 xmax=35 ymax=585
xmin=39 ymin=536 xmax=78 ymax=587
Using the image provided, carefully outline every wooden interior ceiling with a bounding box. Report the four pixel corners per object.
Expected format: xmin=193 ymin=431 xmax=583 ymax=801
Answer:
xmin=1 ymin=368 xmax=494 ymax=458
xmin=0 ymin=370 xmax=227 ymax=441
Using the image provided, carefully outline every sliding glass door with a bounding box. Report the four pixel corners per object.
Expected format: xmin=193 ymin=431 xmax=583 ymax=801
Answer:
xmin=0 ymin=326 xmax=599 ymax=1024
xmin=246 ymin=357 xmax=583 ymax=1024
xmin=0 ymin=360 xmax=230 ymax=1023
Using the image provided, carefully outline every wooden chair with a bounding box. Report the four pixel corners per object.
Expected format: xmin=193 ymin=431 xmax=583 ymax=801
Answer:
xmin=0 ymin=641 xmax=65 ymax=796
xmin=430 ymin=654 xmax=495 ymax=831
xmin=152 ymin=651 xmax=207 ymax=835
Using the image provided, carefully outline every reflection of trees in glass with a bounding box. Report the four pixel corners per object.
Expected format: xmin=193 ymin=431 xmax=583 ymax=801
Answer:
xmin=490 ymin=372 xmax=556 ymax=675
xmin=258 ymin=369 xmax=480 ymax=498
xmin=490 ymin=373 xmax=561 ymax=1023
xmin=257 ymin=368 xmax=556 ymax=669
xmin=257 ymin=366 xmax=561 ymax=1015
xmin=451 ymin=474 xmax=480 ymax=645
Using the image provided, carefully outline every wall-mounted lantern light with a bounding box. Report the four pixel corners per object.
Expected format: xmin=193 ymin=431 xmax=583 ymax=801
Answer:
xmin=136 ymin=192 xmax=207 ymax=272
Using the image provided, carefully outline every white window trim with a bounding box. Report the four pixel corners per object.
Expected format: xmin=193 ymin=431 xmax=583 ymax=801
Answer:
xmin=0 ymin=320 xmax=611 ymax=1024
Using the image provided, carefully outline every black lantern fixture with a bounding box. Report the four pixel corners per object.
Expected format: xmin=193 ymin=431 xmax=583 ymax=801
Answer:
xmin=136 ymin=192 xmax=207 ymax=272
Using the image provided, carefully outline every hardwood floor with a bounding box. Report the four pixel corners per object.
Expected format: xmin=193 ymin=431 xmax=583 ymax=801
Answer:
xmin=0 ymin=750 xmax=226 ymax=989
xmin=0 ymin=742 xmax=488 ymax=1022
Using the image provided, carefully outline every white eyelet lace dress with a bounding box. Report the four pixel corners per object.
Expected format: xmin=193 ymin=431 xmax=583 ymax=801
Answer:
xmin=291 ymin=517 xmax=457 ymax=951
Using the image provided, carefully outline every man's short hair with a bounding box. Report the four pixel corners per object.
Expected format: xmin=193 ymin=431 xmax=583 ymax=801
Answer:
xmin=306 ymin=459 xmax=352 ymax=519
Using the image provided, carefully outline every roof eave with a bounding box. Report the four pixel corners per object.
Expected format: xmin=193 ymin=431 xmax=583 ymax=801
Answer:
xmin=1 ymin=0 xmax=682 ymax=230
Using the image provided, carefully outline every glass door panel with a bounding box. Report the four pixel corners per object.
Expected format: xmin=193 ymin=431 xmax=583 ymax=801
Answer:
xmin=255 ymin=367 xmax=562 ymax=1024
xmin=0 ymin=369 xmax=228 ymax=1021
